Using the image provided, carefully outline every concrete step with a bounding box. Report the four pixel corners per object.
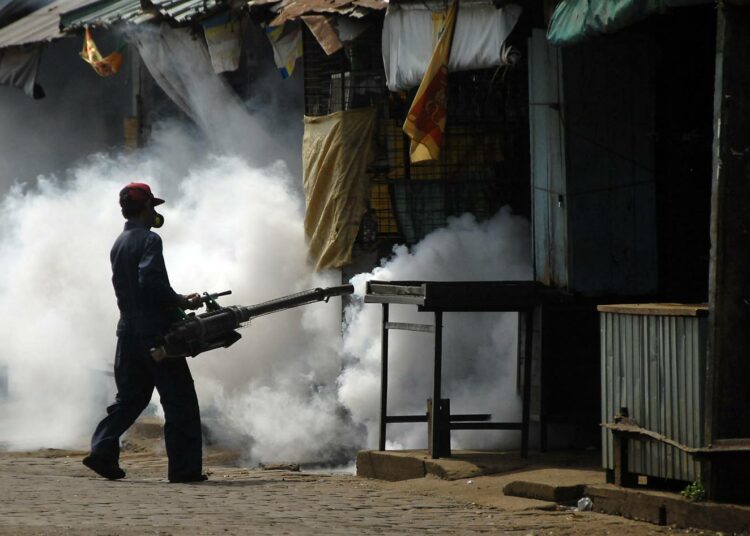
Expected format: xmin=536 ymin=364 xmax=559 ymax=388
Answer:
xmin=357 ymin=449 xmax=532 ymax=481
xmin=503 ymin=480 xmax=585 ymax=503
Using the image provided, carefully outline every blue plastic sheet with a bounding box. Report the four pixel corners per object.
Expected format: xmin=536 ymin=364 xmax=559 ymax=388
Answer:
xmin=547 ymin=0 xmax=711 ymax=45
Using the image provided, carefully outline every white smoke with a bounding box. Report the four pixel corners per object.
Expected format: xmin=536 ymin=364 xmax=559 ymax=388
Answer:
xmin=339 ymin=210 xmax=532 ymax=451
xmin=0 ymin=144 xmax=531 ymax=460
xmin=0 ymin=128 xmax=369 ymax=460
xmin=0 ymin=23 xmax=532 ymax=463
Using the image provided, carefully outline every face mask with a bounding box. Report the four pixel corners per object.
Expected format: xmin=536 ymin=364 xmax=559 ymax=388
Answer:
xmin=152 ymin=211 xmax=165 ymax=228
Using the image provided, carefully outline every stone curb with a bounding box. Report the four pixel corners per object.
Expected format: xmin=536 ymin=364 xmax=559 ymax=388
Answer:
xmin=584 ymin=484 xmax=750 ymax=534
xmin=503 ymin=481 xmax=585 ymax=503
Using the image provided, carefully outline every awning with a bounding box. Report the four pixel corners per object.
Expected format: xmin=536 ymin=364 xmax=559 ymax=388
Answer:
xmin=0 ymin=0 xmax=54 ymax=28
xmin=547 ymin=0 xmax=713 ymax=46
xmin=247 ymin=0 xmax=386 ymax=27
xmin=150 ymin=0 xmax=223 ymax=24
xmin=59 ymin=0 xmax=223 ymax=31
xmin=59 ymin=0 xmax=155 ymax=31
xmin=0 ymin=0 xmax=99 ymax=48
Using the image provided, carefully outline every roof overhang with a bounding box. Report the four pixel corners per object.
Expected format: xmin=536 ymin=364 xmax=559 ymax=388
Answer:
xmin=248 ymin=0 xmax=386 ymax=26
xmin=0 ymin=0 xmax=100 ymax=48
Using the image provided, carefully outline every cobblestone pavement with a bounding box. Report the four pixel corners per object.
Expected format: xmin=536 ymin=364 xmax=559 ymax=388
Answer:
xmin=0 ymin=450 xmax=705 ymax=535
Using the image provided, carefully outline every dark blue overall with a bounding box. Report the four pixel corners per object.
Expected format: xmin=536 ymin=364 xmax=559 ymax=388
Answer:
xmin=90 ymin=220 xmax=202 ymax=481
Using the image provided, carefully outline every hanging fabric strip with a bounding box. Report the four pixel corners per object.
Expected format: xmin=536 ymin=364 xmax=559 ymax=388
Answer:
xmin=303 ymin=108 xmax=377 ymax=270
xmin=80 ymin=27 xmax=124 ymax=77
xmin=402 ymin=0 xmax=458 ymax=163
xmin=265 ymin=21 xmax=303 ymax=79
xmin=202 ymin=11 xmax=241 ymax=73
xmin=0 ymin=44 xmax=42 ymax=97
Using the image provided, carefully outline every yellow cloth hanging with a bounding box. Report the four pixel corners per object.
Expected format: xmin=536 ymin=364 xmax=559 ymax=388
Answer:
xmin=80 ymin=27 xmax=123 ymax=77
xmin=303 ymin=108 xmax=376 ymax=270
xmin=402 ymin=0 xmax=459 ymax=163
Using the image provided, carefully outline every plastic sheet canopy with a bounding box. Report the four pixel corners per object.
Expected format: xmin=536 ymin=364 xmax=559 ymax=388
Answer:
xmin=547 ymin=0 xmax=712 ymax=45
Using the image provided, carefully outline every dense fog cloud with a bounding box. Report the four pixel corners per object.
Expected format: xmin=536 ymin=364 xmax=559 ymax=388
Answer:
xmin=0 ymin=25 xmax=531 ymax=464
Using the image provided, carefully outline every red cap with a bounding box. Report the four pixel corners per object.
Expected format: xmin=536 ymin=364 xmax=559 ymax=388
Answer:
xmin=120 ymin=182 xmax=164 ymax=206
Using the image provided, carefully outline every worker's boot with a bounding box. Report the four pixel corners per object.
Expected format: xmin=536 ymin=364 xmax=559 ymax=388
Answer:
xmin=82 ymin=454 xmax=126 ymax=480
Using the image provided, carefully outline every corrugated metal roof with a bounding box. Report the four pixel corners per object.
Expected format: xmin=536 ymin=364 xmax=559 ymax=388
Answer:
xmin=59 ymin=0 xmax=222 ymax=29
xmin=258 ymin=0 xmax=386 ymax=26
xmin=150 ymin=0 xmax=223 ymax=23
xmin=0 ymin=0 xmax=99 ymax=47
xmin=0 ymin=0 xmax=55 ymax=28
xmin=60 ymin=0 xmax=155 ymax=30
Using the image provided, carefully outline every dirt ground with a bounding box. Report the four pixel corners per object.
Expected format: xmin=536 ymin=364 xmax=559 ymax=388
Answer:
xmin=0 ymin=437 xmax=723 ymax=536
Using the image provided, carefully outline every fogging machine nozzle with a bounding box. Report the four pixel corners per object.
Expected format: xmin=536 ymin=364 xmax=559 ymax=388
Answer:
xmin=150 ymin=284 xmax=354 ymax=360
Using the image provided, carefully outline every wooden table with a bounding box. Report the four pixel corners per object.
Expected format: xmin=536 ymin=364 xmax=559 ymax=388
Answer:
xmin=364 ymin=280 xmax=551 ymax=458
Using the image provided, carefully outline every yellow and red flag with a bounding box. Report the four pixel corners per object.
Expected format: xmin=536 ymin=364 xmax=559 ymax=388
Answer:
xmin=80 ymin=27 xmax=124 ymax=77
xmin=402 ymin=0 xmax=458 ymax=163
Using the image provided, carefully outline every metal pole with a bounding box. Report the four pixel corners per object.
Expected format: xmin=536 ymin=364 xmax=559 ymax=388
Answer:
xmin=379 ymin=303 xmax=389 ymax=451
xmin=521 ymin=309 xmax=533 ymax=458
xmin=430 ymin=311 xmax=443 ymax=458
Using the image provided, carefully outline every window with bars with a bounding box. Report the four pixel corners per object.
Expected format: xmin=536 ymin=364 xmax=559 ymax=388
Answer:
xmin=302 ymin=14 xmax=530 ymax=245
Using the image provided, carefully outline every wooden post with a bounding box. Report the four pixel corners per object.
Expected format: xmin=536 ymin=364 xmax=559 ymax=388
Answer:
xmin=440 ymin=398 xmax=451 ymax=457
xmin=427 ymin=398 xmax=451 ymax=458
xmin=612 ymin=432 xmax=637 ymax=487
xmin=706 ymin=4 xmax=750 ymax=502
xmin=379 ymin=303 xmax=389 ymax=451
xmin=430 ymin=311 xmax=443 ymax=458
xmin=612 ymin=407 xmax=637 ymax=487
xmin=123 ymin=117 xmax=140 ymax=151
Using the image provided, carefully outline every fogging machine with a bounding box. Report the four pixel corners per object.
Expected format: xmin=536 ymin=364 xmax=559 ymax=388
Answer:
xmin=150 ymin=284 xmax=354 ymax=361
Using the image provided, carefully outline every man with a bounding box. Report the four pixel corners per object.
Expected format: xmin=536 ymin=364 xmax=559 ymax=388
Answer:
xmin=83 ymin=182 xmax=206 ymax=483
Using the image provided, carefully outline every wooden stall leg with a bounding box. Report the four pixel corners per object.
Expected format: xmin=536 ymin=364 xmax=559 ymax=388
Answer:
xmin=427 ymin=398 xmax=452 ymax=457
xmin=430 ymin=312 xmax=443 ymax=459
xmin=379 ymin=304 xmax=389 ymax=451
xmin=613 ymin=408 xmax=637 ymax=487
xmin=612 ymin=431 xmax=637 ymax=487
xmin=440 ymin=398 xmax=451 ymax=457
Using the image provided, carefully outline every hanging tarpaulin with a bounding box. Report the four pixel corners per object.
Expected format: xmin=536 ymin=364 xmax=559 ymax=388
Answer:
xmin=303 ymin=107 xmax=376 ymax=271
xmin=0 ymin=44 xmax=42 ymax=98
xmin=202 ymin=11 xmax=241 ymax=73
xmin=402 ymin=0 xmax=458 ymax=163
xmin=547 ymin=0 xmax=713 ymax=45
xmin=131 ymin=23 xmax=249 ymax=141
xmin=382 ymin=0 xmax=521 ymax=91
xmin=80 ymin=27 xmax=124 ymax=77
xmin=265 ymin=21 xmax=302 ymax=78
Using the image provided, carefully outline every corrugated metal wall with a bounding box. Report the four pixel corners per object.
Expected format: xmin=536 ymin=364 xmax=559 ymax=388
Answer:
xmin=528 ymin=28 xmax=659 ymax=295
xmin=601 ymin=311 xmax=706 ymax=482
xmin=528 ymin=29 xmax=568 ymax=288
